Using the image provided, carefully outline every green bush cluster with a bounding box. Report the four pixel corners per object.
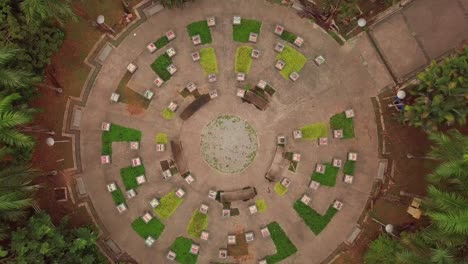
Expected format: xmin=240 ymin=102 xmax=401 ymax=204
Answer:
xmin=300 ymin=123 xmax=328 ymax=139
xmin=276 ymin=45 xmax=307 ymax=79
xmin=235 ymin=46 xmax=253 ymax=73
xmin=266 ymin=222 xmax=298 ymax=263
xmin=120 ymin=165 xmax=145 ymax=190
xmin=293 ymin=202 xmax=338 ymax=235
xmin=169 ymin=237 xmax=198 ymax=264
xmin=233 ymin=19 xmax=262 ymax=42
xmin=111 ymin=187 xmax=125 ymax=205
xmin=199 ymin=47 xmax=218 ymax=75
xmin=131 ymin=217 xmax=165 ymax=239
xmin=102 ymin=124 xmax=142 ymax=155
xmin=330 ymin=112 xmax=355 ymax=138
xmin=150 ymin=53 xmax=173 ymax=81
xmin=186 ymin=20 xmax=212 ymax=44
xmin=343 ymin=160 xmax=356 ymax=175
xmin=280 ymin=30 xmax=297 ymax=43
xmin=154 ymin=35 xmax=170 ymax=49
xmin=186 ymin=210 xmax=208 ymax=238
xmin=311 ymin=163 xmax=339 ymax=186
xmin=154 ymin=191 xmax=184 ymax=220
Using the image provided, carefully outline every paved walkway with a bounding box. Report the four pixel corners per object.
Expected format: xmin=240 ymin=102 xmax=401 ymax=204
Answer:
xmin=73 ymin=0 xmax=467 ymax=263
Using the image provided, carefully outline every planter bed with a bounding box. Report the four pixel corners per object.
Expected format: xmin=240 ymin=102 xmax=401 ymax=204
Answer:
xmin=311 ymin=163 xmax=339 ymax=187
xmin=155 ymin=133 xmax=168 ymax=144
xmin=266 ymin=222 xmax=298 ymax=263
xmin=274 ymin=182 xmax=288 ymax=196
xmin=120 ymin=165 xmax=145 ymax=190
xmin=293 ymin=201 xmax=338 ymax=235
xmin=276 ymin=45 xmax=307 ymax=79
xmin=154 ymin=35 xmax=170 ymax=49
xmin=102 ymin=124 xmax=141 ymax=155
xmin=330 ymin=112 xmax=355 ymax=138
xmin=131 ymin=217 xmax=165 ymax=239
xmin=154 ymin=191 xmax=183 ymax=220
xmin=180 ymin=94 xmax=211 ymax=120
xmin=187 ymin=210 xmax=208 ymax=238
xmin=235 ymin=46 xmax=253 ymax=73
xmin=280 ymin=30 xmax=297 ymax=44
xmin=111 ymin=187 xmax=125 ymax=205
xmin=115 ymin=71 xmax=150 ymax=109
xmin=300 ymin=123 xmax=328 ymax=140
xmin=343 ymin=160 xmax=356 ymax=175
xmin=150 ymin=53 xmax=173 ymax=81
xmin=233 ymin=19 xmax=262 ymax=43
xmin=255 ymin=199 xmax=267 ymax=213
xmin=187 ymin=20 xmax=212 ymax=44
xmin=199 ymin=47 xmax=218 ymax=75
xmin=169 ymin=237 xmax=198 ymax=264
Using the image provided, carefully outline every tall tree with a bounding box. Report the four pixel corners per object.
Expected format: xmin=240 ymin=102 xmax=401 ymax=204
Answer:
xmin=0 ymin=48 xmax=40 ymax=98
xmin=20 ymin=0 xmax=77 ymax=26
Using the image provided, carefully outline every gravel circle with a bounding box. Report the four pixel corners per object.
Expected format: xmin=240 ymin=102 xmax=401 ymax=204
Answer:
xmin=200 ymin=115 xmax=258 ymax=173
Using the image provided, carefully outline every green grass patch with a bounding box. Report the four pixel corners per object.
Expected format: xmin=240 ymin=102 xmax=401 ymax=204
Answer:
xmin=266 ymin=222 xmax=298 ymax=263
xmin=155 ymin=133 xmax=168 ymax=144
xmin=330 ymin=112 xmax=355 ymax=138
xmin=233 ymin=19 xmax=262 ymax=42
xmin=311 ymin=163 xmax=339 ymax=187
xmin=199 ymin=47 xmax=218 ymax=75
xmin=150 ymin=53 xmax=172 ymax=81
xmin=187 ymin=210 xmax=208 ymax=238
xmin=235 ymin=46 xmax=253 ymax=73
xmin=120 ymin=165 xmax=145 ymax=190
xmin=300 ymin=123 xmax=328 ymax=140
xmin=102 ymin=124 xmax=141 ymax=155
xmin=293 ymin=201 xmax=338 ymax=235
xmin=328 ymin=31 xmax=345 ymax=46
xmin=111 ymin=187 xmax=125 ymax=205
xmin=162 ymin=108 xmax=174 ymax=120
xmin=280 ymin=30 xmax=297 ymax=44
xmin=255 ymin=199 xmax=267 ymax=213
xmin=276 ymin=45 xmax=307 ymax=79
xmin=115 ymin=71 xmax=150 ymax=109
xmin=186 ymin=20 xmax=212 ymax=44
xmin=170 ymin=237 xmax=198 ymax=264
xmin=154 ymin=191 xmax=183 ymax=220
xmin=131 ymin=217 xmax=165 ymax=239
xmin=154 ymin=35 xmax=170 ymax=49
xmin=274 ymin=182 xmax=288 ymax=196
xmin=343 ymin=160 xmax=356 ymax=175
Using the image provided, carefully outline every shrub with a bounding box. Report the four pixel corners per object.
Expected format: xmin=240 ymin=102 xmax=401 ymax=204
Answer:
xmin=154 ymin=35 xmax=170 ymax=49
xmin=120 ymin=165 xmax=145 ymax=190
xmin=169 ymin=237 xmax=198 ymax=264
xmin=330 ymin=112 xmax=355 ymax=138
xmin=235 ymin=46 xmax=253 ymax=73
xmin=266 ymin=222 xmax=298 ymax=263
xmin=274 ymin=182 xmax=288 ymax=196
xmin=343 ymin=160 xmax=356 ymax=175
xmin=187 ymin=210 xmax=208 ymax=238
xmin=150 ymin=53 xmax=172 ymax=81
xmin=255 ymin=199 xmax=267 ymax=213
xmin=233 ymin=19 xmax=262 ymax=42
xmin=155 ymin=133 xmax=168 ymax=144
xmin=111 ymin=188 xmax=125 ymax=205
xmin=154 ymin=191 xmax=183 ymax=220
xmin=311 ymin=163 xmax=339 ymax=186
xmin=162 ymin=108 xmax=174 ymax=120
xmin=186 ymin=20 xmax=212 ymax=44
xmin=293 ymin=201 xmax=338 ymax=235
xmin=131 ymin=217 xmax=165 ymax=239
xmin=199 ymin=47 xmax=218 ymax=74
xmin=364 ymin=234 xmax=403 ymax=264
xmin=280 ymin=30 xmax=297 ymax=43
xmin=300 ymin=123 xmax=328 ymax=139
xmin=102 ymin=124 xmax=141 ymax=155
xmin=276 ymin=45 xmax=307 ymax=79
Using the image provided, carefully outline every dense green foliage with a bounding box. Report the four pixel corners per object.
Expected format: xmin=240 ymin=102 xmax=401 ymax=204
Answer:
xmin=131 ymin=217 xmax=165 ymax=239
xmin=311 ymin=163 xmax=339 ymax=186
xmin=235 ymin=46 xmax=253 ymax=73
xmin=110 ymin=187 xmax=125 ymax=205
xmin=266 ymin=222 xmax=298 ymax=263
xmin=154 ymin=35 xmax=170 ymax=49
xmin=293 ymin=201 xmax=338 ymax=235
xmin=150 ymin=53 xmax=173 ymax=81
xmin=10 ymin=212 xmax=105 ymax=263
xmin=120 ymin=165 xmax=145 ymax=190
xmin=186 ymin=20 xmax=212 ymax=44
xmin=300 ymin=123 xmax=328 ymax=139
xmin=364 ymin=234 xmax=403 ymax=264
xmin=101 ymin=124 xmax=141 ymax=155
xmin=280 ymin=30 xmax=297 ymax=43
xmin=276 ymin=45 xmax=307 ymax=79
xmin=186 ymin=210 xmax=208 ymax=238
xmin=233 ymin=19 xmax=262 ymax=42
xmin=154 ymin=191 xmax=184 ymax=220
xmin=169 ymin=237 xmax=198 ymax=264
xmin=330 ymin=112 xmax=355 ymax=138
xmin=401 ymin=48 xmax=468 ymax=131
xmin=199 ymin=47 xmax=218 ymax=74
xmin=343 ymin=160 xmax=356 ymax=175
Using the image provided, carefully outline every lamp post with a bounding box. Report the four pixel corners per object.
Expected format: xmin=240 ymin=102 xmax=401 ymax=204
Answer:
xmin=46 ymin=137 xmax=69 ymax=147
xmin=96 ymin=15 xmax=115 ymax=34
xmin=357 ymin=18 xmax=367 ymax=28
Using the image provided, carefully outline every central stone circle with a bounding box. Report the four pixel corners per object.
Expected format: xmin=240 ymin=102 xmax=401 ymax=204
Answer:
xmin=200 ymin=115 xmax=258 ymax=173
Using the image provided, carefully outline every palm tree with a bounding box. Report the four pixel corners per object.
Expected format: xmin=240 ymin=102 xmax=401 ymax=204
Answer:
xmin=20 ymin=0 xmax=77 ymax=26
xmin=0 ymin=48 xmax=38 ymax=94
xmin=0 ymin=93 xmax=35 ymax=151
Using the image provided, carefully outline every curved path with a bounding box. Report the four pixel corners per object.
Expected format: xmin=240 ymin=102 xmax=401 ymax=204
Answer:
xmin=79 ymin=0 xmax=380 ymax=263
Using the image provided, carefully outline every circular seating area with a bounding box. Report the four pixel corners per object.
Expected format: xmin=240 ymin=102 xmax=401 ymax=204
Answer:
xmin=79 ymin=1 xmax=380 ymax=263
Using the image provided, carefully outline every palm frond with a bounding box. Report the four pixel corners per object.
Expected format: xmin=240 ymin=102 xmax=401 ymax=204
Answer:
xmin=0 ymin=129 xmax=35 ymax=148
xmin=0 ymin=111 xmax=33 ymax=129
xmin=425 ymin=185 xmax=468 ymax=211
xmin=429 ymin=210 xmax=468 ymax=235
xmin=0 ymin=93 xmax=21 ymax=114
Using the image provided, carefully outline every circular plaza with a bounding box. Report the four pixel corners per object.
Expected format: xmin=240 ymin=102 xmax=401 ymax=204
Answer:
xmin=79 ymin=0 xmax=380 ymax=263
